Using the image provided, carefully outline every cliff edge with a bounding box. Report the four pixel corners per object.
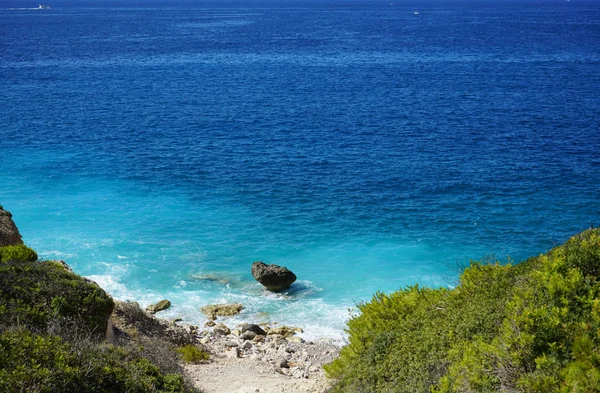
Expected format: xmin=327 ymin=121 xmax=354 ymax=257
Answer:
xmin=0 ymin=205 xmax=23 ymax=247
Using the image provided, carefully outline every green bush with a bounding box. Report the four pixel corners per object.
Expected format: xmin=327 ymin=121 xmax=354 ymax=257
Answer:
xmin=0 ymin=258 xmax=113 ymax=336
xmin=0 ymin=244 xmax=38 ymax=263
xmin=0 ymin=241 xmax=198 ymax=393
xmin=0 ymin=328 xmax=196 ymax=393
xmin=176 ymin=345 xmax=210 ymax=364
xmin=326 ymin=229 xmax=600 ymax=393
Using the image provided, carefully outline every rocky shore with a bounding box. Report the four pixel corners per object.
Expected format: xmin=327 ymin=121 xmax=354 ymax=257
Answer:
xmin=1 ymin=205 xmax=340 ymax=393
xmin=111 ymin=300 xmax=340 ymax=393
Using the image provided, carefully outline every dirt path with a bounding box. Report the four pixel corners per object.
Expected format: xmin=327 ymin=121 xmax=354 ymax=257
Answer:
xmin=185 ymin=356 xmax=333 ymax=393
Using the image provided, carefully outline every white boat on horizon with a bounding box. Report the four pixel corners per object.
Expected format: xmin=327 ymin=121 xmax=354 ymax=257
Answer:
xmin=36 ymin=4 xmax=50 ymax=9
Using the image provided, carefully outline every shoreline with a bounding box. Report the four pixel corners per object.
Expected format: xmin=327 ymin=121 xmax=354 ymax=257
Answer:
xmin=110 ymin=298 xmax=341 ymax=393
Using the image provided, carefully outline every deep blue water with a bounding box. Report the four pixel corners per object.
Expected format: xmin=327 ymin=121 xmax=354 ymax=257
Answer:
xmin=1 ymin=0 xmax=599 ymax=338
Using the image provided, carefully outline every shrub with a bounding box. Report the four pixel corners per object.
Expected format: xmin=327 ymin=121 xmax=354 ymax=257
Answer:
xmin=0 ymin=328 xmax=197 ymax=393
xmin=0 ymin=258 xmax=113 ymax=336
xmin=0 ymin=244 xmax=38 ymax=263
xmin=0 ymin=242 xmax=199 ymax=393
xmin=176 ymin=345 xmax=210 ymax=364
xmin=326 ymin=229 xmax=600 ymax=393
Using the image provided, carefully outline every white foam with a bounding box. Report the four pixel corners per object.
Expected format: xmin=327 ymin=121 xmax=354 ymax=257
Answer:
xmin=79 ymin=266 xmax=352 ymax=340
xmin=42 ymin=250 xmax=77 ymax=259
xmin=86 ymin=274 xmax=129 ymax=295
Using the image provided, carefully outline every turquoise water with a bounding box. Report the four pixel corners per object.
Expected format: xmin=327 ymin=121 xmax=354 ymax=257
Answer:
xmin=1 ymin=1 xmax=599 ymax=339
xmin=2 ymin=165 xmax=458 ymax=338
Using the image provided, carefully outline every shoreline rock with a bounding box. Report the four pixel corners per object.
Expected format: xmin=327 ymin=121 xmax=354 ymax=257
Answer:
xmin=110 ymin=300 xmax=199 ymax=346
xmin=110 ymin=297 xmax=340 ymax=391
xmin=146 ymin=299 xmax=172 ymax=314
xmin=251 ymin=261 xmax=297 ymax=292
xmin=0 ymin=206 xmax=23 ymax=247
xmin=200 ymin=303 xmax=244 ymax=320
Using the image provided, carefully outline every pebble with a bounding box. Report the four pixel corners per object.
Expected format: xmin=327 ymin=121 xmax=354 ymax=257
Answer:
xmin=193 ymin=321 xmax=341 ymax=380
xmin=226 ymin=347 xmax=240 ymax=358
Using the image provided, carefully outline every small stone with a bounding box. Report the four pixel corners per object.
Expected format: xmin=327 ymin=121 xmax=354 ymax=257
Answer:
xmin=201 ymin=335 xmax=212 ymax=345
xmin=213 ymin=323 xmax=230 ymax=336
xmin=204 ymin=321 xmax=216 ymax=327
xmin=238 ymin=323 xmax=267 ymax=336
xmin=243 ymin=341 xmax=253 ymax=350
xmin=240 ymin=331 xmax=257 ymax=341
xmin=253 ymin=335 xmax=265 ymax=343
xmin=287 ymin=336 xmax=304 ymax=344
xmin=268 ymin=326 xmax=296 ymax=337
xmin=146 ymin=299 xmax=171 ymax=314
xmin=292 ymin=368 xmax=307 ymax=379
xmin=224 ymin=341 xmax=239 ymax=347
xmin=200 ymin=303 xmax=243 ymax=319
xmin=277 ymin=357 xmax=289 ymax=368
xmin=231 ymin=329 xmax=241 ymax=336
xmin=226 ymin=347 xmax=240 ymax=358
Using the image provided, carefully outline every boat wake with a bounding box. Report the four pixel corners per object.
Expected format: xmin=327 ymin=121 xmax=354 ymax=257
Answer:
xmin=6 ymin=4 xmax=50 ymax=10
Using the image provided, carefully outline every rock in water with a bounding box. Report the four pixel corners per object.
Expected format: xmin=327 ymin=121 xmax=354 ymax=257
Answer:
xmin=200 ymin=303 xmax=244 ymax=320
xmin=146 ymin=299 xmax=171 ymax=314
xmin=251 ymin=261 xmax=297 ymax=292
xmin=0 ymin=206 xmax=23 ymax=247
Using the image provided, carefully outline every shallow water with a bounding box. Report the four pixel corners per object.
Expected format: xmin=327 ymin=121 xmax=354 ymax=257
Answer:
xmin=1 ymin=0 xmax=599 ymax=339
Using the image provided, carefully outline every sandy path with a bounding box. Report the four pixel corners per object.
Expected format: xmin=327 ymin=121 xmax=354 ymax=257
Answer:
xmin=185 ymin=356 xmax=333 ymax=393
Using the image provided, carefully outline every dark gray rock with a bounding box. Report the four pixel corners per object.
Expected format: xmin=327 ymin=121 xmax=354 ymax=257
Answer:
xmin=251 ymin=261 xmax=297 ymax=292
xmin=239 ymin=323 xmax=267 ymax=336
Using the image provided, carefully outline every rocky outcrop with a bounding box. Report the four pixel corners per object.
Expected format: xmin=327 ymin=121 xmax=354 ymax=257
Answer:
xmin=0 ymin=206 xmax=23 ymax=247
xmin=200 ymin=303 xmax=244 ymax=320
xmin=146 ymin=299 xmax=171 ymax=314
xmin=251 ymin=261 xmax=297 ymax=292
xmin=110 ymin=300 xmax=198 ymax=346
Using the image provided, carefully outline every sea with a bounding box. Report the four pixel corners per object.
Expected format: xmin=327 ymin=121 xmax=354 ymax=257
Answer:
xmin=1 ymin=0 xmax=599 ymax=340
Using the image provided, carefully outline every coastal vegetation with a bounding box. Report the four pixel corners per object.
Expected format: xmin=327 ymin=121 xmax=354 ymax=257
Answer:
xmin=3 ymin=199 xmax=598 ymax=392
xmin=176 ymin=345 xmax=211 ymax=364
xmin=0 ymin=242 xmax=198 ymax=393
xmin=0 ymin=244 xmax=37 ymax=263
xmin=325 ymin=228 xmax=600 ymax=392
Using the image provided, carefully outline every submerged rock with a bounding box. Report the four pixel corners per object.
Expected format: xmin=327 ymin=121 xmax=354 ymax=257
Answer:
xmin=251 ymin=261 xmax=297 ymax=292
xmin=0 ymin=206 xmax=23 ymax=247
xmin=146 ymin=299 xmax=171 ymax=314
xmin=200 ymin=303 xmax=244 ymax=320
